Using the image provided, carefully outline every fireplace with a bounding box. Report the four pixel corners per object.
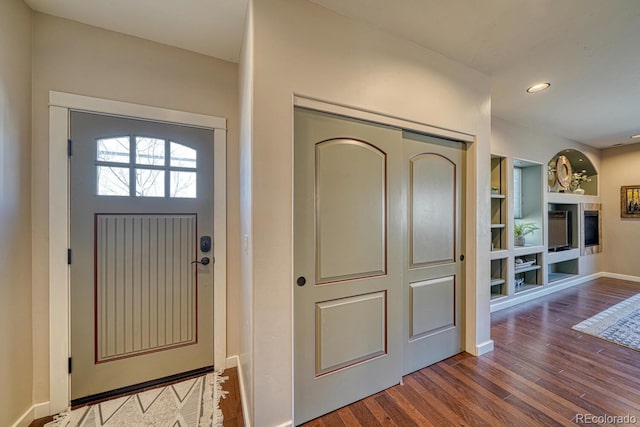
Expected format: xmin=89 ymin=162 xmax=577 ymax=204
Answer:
xmin=581 ymin=203 xmax=601 ymax=255
xmin=584 ymin=211 xmax=599 ymax=246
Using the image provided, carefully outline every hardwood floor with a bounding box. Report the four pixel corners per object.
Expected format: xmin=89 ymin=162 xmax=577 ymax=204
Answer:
xmin=303 ymin=277 xmax=640 ymax=426
xmin=220 ymin=367 xmax=244 ymax=426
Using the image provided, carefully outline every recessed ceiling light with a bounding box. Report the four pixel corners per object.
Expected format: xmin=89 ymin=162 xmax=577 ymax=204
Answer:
xmin=526 ymin=82 xmax=551 ymax=93
xmin=631 ymin=134 xmax=640 ymax=139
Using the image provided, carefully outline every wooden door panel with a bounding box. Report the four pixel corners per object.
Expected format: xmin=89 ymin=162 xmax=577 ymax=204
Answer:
xmin=402 ymin=131 xmax=464 ymax=376
xmin=410 ymin=154 xmax=456 ymax=267
xmin=316 ymin=140 xmax=386 ymax=283
xmin=315 ymin=291 xmax=386 ymax=375
xmin=70 ymin=111 xmax=214 ymax=401
xmin=294 ymin=108 xmax=403 ymax=425
xmin=96 ymin=214 xmax=196 ymax=362
xmin=409 ymin=276 xmax=455 ymax=340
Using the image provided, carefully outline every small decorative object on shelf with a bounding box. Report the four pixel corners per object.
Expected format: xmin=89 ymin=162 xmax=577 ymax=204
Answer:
xmin=515 ymin=257 xmax=536 ymax=269
xmin=555 ymin=155 xmax=572 ymax=192
xmin=547 ymin=164 xmax=556 ymax=191
xmin=571 ymin=170 xmax=590 ymax=194
xmin=515 ymin=277 xmax=525 ymax=288
xmin=491 ymin=186 xmax=500 ymax=195
xmin=514 ymin=222 xmax=539 ymax=246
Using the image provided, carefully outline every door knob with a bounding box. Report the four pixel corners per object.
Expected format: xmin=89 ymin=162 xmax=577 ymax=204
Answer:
xmin=192 ymin=257 xmax=210 ymax=266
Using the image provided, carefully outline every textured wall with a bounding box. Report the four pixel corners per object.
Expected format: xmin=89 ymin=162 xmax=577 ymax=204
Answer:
xmin=247 ymin=0 xmax=491 ymax=424
xmin=31 ymin=13 xmax=240 ymax=404
xmin=0 ymin=1 xmax=33 ymax=425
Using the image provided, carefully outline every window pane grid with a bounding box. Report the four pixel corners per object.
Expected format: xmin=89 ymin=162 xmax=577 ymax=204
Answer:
xmin=96 ymin=136 xmax=197 ymax=198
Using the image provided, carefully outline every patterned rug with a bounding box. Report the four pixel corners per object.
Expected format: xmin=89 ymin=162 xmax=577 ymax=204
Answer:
xmin=572 ymin=293 xmax=640 ymax=351
xmin=46 ymin=372 xmax=227 ymax=427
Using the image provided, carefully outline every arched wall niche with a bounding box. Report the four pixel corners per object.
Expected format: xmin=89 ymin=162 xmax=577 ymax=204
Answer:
xmin=548 ymin=149 xmax=598 ymax=195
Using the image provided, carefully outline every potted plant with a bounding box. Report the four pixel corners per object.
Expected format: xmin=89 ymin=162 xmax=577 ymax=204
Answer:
xmin=514 ymin=222 xmax=539 ymax=246
xmin=570 ymin=170 xmax=591 ymax=194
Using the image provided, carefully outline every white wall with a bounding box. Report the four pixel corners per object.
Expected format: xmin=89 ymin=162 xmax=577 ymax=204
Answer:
xmin=238 ymin=1 xmax=255 ymax=425
xmin=601 ymin=144 xmax=640 ymax=277
xmin=492 ymin=117 xmax=602 ymax=276
xmin=0 ymin=1 xmax=33 ymax=425
xmin=31 ymin=13 xmax=240 ymax=405
xmin=246 ymin=0 xmax=492 ymax=424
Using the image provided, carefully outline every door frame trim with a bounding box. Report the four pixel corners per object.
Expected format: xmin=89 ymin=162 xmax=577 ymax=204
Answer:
xmin=48 ymin=91 xmax=227 ymax=414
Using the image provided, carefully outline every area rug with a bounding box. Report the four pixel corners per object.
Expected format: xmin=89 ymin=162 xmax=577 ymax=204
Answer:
xmin=46 ymin=372 xmax=227 ymax=427
xmin=572 ymin=293 xmax=640 ymax=351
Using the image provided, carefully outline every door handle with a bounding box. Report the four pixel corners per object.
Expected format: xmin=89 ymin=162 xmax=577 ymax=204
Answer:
xmin=192 ymin=257 xmax=210 ymax=266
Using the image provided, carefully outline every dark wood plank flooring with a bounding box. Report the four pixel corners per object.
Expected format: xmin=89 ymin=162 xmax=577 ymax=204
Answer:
xmin=303 ymin=277 xmax=640 ymax=426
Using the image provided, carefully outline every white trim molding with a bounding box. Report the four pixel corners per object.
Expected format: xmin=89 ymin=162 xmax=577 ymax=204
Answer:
xmin=10 ymin=402 xmax=49 ymax=427
xmin=293 ymin=95 xmax=475 ymax=143
xmin=476 ymin=340 xmax=495 ymax=356
xmin=600 ymin=272 xmax=640 ymax=283
xmin=48 ymin=91 xmax=227 ymax=415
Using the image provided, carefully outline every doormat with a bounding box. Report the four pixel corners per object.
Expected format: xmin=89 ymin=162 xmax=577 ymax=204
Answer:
xmin=46 ymin=372 xmax=227 ymax=427
xmin=572 ymin=293 xmax=640 ymax=351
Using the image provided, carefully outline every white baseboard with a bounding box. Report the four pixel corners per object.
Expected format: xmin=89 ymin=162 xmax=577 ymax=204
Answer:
xmin=33 ymin=402 xmax=51 ymax=419
xmin=11 ymin=401 xmax=50 ymax=427
xmin=600 ymin=272 xmax=640 ymax=283
xmin=476 ymin=340 xmax=495 ymax=356
xmin=226 ymin=355 xmax=238 ymax=368
xmin=274 ymin=422 xmax=293 ymax=427
xmin=490 ymin=273 xmax=600 ymax=313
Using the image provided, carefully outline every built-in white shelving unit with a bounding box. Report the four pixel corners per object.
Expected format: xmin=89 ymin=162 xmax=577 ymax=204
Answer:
xmin=489 ymin=151 xmax=601 ymax=313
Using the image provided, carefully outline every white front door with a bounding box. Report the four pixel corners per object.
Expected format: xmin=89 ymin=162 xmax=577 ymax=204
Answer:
xmin=294 ymin=109 xmax=466 ymax=423
xmin=69 ymin=111 xmax=215 ymax=402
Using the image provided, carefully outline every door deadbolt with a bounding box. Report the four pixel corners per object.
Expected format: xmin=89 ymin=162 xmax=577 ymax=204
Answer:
xmin=200 ymin=236 xmax=212 ymax=253
xmin=296 ymin=276 xmax=306 ymax=286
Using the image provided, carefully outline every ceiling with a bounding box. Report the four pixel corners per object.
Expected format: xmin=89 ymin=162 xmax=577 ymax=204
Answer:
xmin=24 ymin=0 xmax=640 ymax=149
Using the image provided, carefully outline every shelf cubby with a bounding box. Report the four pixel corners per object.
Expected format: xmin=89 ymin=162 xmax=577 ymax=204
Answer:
xmin=514 ymin=252 xmax=543 ymax=294
xmin=490 ymin=258 xmax=508 ymax=300
xmin=491 ymin=155 xmax=508 ymax=251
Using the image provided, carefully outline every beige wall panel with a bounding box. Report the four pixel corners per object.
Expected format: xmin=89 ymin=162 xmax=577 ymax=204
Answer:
xmin=32 ymin=13 xmax=239 ymax=402
xmin=316 ymin=141 xmax=386 ymax=282
xmin=410 ymin=154 xmax=455 ymax=267
xmin=315 ymin=292 xmax=386 ymax=375
xmin=0 ymin=1 xmax=33 ymax=425
xmin=250 ymin=0 xmax=491 ymax=423
xmin=601 ymin=145 xmax=640 ymax=276
xmin=410 ymin=277 xmax=455 ymax=340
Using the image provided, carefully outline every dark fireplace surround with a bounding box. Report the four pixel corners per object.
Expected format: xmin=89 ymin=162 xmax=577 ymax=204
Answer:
xmin=581 ymin=203 xmax=601 ymax=255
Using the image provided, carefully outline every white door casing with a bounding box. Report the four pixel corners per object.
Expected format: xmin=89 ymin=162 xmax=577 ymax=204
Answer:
xmin=48 ymin=92 xmax=226 ymax=414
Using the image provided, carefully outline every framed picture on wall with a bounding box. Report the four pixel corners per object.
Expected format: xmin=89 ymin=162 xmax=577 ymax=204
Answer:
xmin=620 ymin=185 xmax=640 ymax=218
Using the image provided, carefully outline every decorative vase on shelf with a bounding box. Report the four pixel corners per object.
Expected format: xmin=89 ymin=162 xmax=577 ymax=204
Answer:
xmin=573 ymin=187 xmax=585 ymax=195
xmin=515 ymin=236 xmax=525 ymax=247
